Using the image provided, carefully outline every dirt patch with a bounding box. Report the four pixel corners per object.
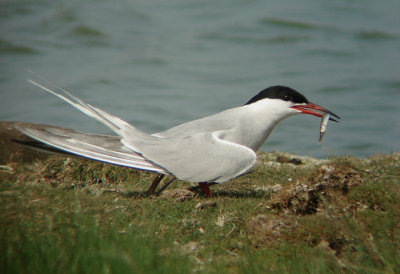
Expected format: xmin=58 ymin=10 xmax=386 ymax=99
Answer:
xmin=268 ymin=164 xmax=362 ymax=215
xmin=247 ymin=164 xmax=366 ymax=257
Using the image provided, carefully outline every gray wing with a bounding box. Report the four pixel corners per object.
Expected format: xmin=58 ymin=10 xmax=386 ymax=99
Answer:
xmin=122 ymin=131 xmax=257 ymax=183
xmin=16 ymin=124 xmax=167 ymax=174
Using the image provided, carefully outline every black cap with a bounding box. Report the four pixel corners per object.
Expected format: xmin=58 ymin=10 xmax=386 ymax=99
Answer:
xmin=245 ymin=86 xmax=309 ymax=105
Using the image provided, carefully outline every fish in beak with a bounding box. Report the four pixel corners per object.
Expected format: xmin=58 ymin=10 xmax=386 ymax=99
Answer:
xmin=291 ymin=103 xmax=341 ymax=122
xmin=291 ymin=103 xmax=341 ymax=142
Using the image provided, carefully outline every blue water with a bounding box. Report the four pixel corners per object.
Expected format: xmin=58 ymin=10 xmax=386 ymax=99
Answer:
xmin=1 ymin=0 xmax=399 ymax=158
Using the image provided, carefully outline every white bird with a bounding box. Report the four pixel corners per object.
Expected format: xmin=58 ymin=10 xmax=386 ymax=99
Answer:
xmin=15 ymin=76 xmax=340 ymax=197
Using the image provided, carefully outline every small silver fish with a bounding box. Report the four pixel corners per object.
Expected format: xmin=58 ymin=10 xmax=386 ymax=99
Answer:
xmin=319 ymin=113 xmax=330 ymax=143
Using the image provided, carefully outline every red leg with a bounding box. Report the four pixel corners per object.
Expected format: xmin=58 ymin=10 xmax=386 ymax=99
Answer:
xmin=198 ymin=182 xmax=214 ymax=197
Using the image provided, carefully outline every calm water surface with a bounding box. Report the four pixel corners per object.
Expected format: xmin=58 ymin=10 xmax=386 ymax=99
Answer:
xmin=1 ymin=0 xmax=399 ymax=158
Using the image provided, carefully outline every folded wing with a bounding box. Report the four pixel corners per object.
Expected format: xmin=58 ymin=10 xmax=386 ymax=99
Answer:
xmin=122 ymin=131 xmax=257 ymax=183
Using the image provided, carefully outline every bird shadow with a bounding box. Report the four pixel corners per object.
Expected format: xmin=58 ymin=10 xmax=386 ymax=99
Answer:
xmin=101 ymin=188 xmax=271 ymax=200
xmin=212 ymin=189 xmax=272 ymax=199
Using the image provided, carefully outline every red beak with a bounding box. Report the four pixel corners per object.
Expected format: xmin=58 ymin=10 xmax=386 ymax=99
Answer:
xmin=291 ymin=103 xmax=341 ymax=122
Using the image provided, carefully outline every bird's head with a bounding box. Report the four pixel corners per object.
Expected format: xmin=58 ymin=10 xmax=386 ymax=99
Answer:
xmin=245 ymin=86 xmax=341 ymax=122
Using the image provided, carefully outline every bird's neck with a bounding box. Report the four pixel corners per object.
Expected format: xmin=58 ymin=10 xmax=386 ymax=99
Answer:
xmin=229 ymin=99 xmax=296 ymax=151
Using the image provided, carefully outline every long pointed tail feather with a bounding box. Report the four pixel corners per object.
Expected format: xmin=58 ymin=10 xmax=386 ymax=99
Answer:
xmin=27 ymin=71 xmax=148 ymax=145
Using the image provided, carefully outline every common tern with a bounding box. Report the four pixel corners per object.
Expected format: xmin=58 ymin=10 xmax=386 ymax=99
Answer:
xmin=15 ymin=76 xmax=340 ymax=197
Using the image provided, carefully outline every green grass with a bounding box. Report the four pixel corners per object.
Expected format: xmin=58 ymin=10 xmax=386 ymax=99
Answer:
xmin=2 ymin=213 xmax=192 ymax=274
xmin=1 ymin=152 xmax=399 ymax=273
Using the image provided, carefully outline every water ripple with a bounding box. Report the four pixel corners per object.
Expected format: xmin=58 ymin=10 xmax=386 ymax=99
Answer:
xmin=260 ymin=18 xmax=320 ymax=30
xmin=356 ymin=30 xmax=400 ymax=40
xmin=0 ymin=39 xmax=38 ymax=55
